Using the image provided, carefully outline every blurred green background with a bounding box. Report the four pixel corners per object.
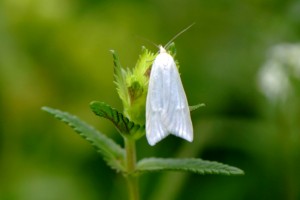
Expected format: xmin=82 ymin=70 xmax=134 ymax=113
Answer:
xmin=1 ymin=0 xmax=300 ymax=199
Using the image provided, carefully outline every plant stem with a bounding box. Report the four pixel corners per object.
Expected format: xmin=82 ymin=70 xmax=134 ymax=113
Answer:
xmin=125 ymin=137 xmax=139 ymax=200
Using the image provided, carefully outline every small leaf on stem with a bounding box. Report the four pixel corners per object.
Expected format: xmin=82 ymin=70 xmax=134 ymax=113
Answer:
xmin=90 ymin=101 xmax=145 ymax=139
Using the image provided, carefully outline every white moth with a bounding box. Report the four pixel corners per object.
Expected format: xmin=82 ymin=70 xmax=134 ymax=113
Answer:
xmin=146 ymin=46 xmax=193 ymax=146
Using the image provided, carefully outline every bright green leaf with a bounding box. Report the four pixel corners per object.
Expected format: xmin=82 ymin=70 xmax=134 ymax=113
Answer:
xmin=136 ymin=158 xmax=244 ymax=175
xmin=42 ymin=106 xmax=125 ymax=172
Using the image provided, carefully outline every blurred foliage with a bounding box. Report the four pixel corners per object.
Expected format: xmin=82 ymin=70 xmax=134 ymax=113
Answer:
xmin=0 ymin=0 xmax=300 ymax=200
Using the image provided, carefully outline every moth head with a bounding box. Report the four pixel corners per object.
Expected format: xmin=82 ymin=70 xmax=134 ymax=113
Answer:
xmin=159 ymin=46 xmax=167 ymax=54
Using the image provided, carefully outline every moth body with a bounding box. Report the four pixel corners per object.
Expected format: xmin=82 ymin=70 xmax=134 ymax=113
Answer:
xmin=146 ymin=46 xmax=193 ymax=146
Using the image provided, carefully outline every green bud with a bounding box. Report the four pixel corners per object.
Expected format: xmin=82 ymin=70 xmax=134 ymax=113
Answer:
xmin=111 ymin=47 xmax=156 ymax=125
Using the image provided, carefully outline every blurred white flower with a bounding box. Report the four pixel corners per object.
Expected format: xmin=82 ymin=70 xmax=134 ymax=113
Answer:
xmin=258 ymin=43 xmax=300 ymax=103
xmin=258 ymin=60 xmax=290 ymax=102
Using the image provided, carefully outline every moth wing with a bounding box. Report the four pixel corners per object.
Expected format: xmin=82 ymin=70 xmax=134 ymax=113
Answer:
xmin=164 ymin=58 xmax=193 ymax=142
xmin=146 ymin=57 xmax=169 ymax=146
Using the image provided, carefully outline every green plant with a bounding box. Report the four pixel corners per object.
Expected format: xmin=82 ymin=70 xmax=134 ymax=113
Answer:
xmin=42 ymin=44 xmax=244 ymax=200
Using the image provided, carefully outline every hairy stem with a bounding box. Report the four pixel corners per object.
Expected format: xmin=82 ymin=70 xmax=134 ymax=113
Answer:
xmin=125 ymin=137 xmax=139 ymax=200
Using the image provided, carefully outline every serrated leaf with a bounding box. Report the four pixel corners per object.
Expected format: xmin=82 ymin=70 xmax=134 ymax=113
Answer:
xmin=42 ymin=106 xmax=125 ymax=172
xmin=90 ymin=101 xmax=145 ymax=139
xmin=110 ymin=50 xmax=129 ymax=107
xmin=136 ymin=158 xmax=244 ymax=175
xmin=189 ymin=103 xmax=206 ymax=112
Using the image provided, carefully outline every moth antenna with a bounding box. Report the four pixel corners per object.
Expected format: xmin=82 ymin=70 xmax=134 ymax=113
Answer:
xmin=164 ymin=23 xmax=195 ymax=49
xmin=135 ymin=35 xmax=159 ymax=49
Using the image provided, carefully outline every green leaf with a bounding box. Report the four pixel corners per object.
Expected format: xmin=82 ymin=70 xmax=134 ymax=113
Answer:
xmin=189 ymin=103 xmax=206 ymax=112
xmin=42 ymin=106 xmax=125 ymax=172
xmin=136 ymin=158 xmax=244 ymax=175
xmin=110 ymin=50 xmax=129 ymax=108
xmin=90 ymin=101 xmax=145 ymax=139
